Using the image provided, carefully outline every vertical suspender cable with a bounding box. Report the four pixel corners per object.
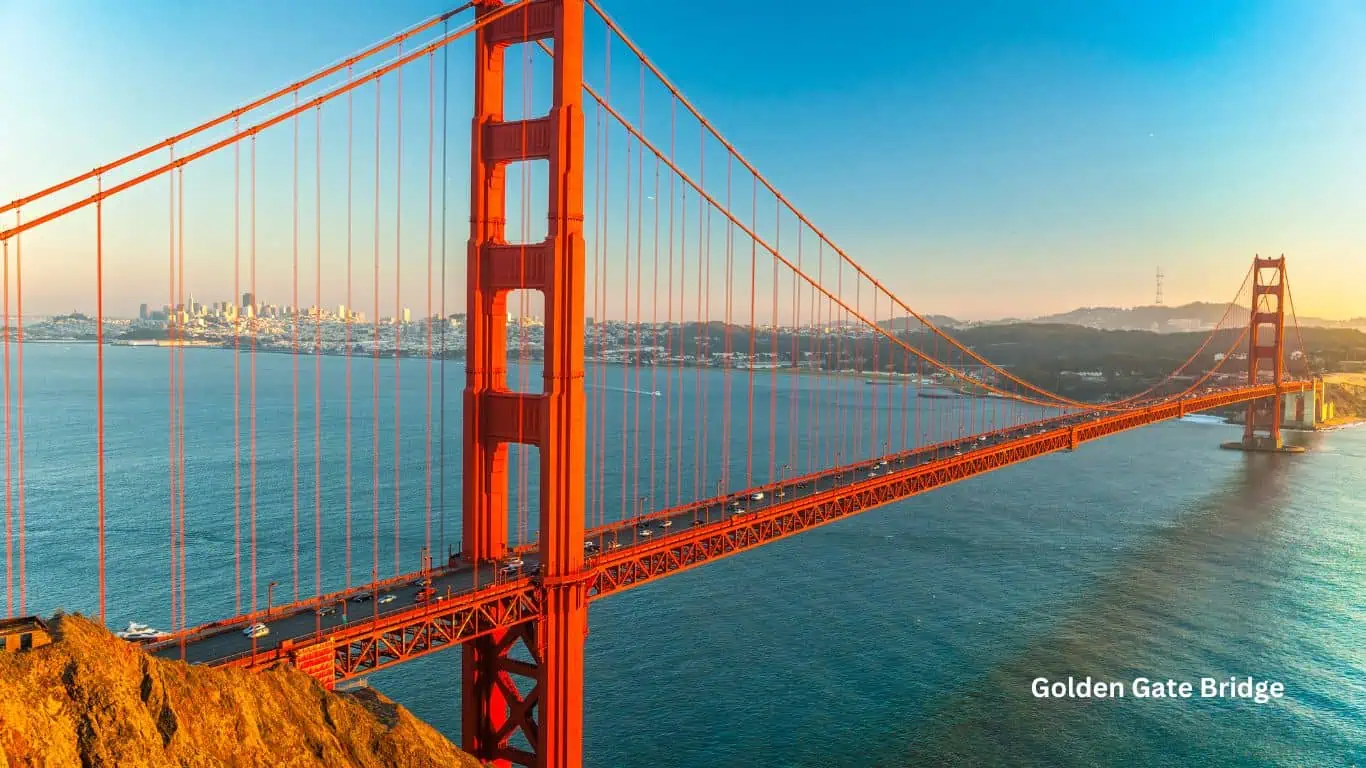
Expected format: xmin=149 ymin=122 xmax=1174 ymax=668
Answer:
xmin=232 ymin=121 xmax=242 ymax=616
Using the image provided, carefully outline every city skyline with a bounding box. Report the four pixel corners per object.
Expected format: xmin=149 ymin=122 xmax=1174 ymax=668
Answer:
xmin=20 ymin=282 xmax=1365 ymax=325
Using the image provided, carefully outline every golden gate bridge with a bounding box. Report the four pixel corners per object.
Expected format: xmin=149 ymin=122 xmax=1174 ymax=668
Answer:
xmin=0 ymin=1 xmax=1322 ymax=765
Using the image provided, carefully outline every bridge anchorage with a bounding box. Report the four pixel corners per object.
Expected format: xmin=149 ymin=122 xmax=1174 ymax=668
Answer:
xmin=0 ymin=0 xmax=1327 ymax=766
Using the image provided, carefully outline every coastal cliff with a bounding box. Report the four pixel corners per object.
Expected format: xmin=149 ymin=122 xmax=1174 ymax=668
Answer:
xmin=0 ymin=614 xmax=481 ymax=768
xmin=1320 ymin=373 xmax=1366 ymax=425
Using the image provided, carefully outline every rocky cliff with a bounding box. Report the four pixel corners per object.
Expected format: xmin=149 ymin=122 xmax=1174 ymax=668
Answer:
xmin=1322 ymin=373 xmax=1366 ymax=424
xmin=0 ymin=614 xmax=481 ymax=768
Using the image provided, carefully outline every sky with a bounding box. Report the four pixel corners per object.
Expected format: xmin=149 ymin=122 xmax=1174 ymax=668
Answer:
xmin=1 ymin=0 xmax=1363 ymax=322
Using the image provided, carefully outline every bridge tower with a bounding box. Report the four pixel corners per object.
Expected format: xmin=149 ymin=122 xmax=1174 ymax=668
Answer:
xmin=463 ymin=1 xmax=588 ymax=766
xmin=1241 ymin=255 xmax=1287 ymax=449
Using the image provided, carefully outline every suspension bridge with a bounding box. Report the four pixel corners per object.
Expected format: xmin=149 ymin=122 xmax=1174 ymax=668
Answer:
xmin=0 ymin=1 xmax=1324 ymax=765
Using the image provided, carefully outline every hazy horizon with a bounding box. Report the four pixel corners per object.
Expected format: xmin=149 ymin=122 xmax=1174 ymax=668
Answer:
xmin=14 ymin=294 xmax=1364 ymax=325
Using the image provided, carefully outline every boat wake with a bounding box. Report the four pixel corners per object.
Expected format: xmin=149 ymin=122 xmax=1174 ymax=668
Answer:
xmin=594 ymin=386 xmax=662 ymax=397
xmin=114 ymin=622 xmax=170 ymax=642
xmin=1178 ymin=414 xmax=1227 ymax=425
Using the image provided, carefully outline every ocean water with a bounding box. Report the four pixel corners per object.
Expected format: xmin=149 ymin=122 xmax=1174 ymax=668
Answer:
xmin=5 ymin=345 xmax=1363 ymax=766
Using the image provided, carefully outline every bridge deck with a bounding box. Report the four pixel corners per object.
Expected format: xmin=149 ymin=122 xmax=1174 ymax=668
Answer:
xmin=149 ymin=382 xmax=1308 ymax=678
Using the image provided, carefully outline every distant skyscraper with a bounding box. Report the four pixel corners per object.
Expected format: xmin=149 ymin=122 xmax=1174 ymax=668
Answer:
xmin=139 ymin=303 xmax=149 ymax=320
xmin=241 ymin=292 xmax=255 ymax=311
xmin=401 ymin=308 xmax=411 ymax=324
xmin=337 ymin=304 xmax=347 ymax=320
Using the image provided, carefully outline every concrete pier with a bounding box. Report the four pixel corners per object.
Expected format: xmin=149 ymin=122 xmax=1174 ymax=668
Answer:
xmin=1221 ymin=386 xmax=1316 ymax=453
xmin=1219 ymin=437 xmax=1306 ymax=454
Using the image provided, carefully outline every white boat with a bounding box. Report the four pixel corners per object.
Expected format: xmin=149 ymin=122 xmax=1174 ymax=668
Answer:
xmin=115 ymin=622 xmax=169 ymax=641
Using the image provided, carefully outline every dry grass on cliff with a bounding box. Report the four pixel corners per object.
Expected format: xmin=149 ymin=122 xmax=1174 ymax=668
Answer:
xmin=1322 ymin=372 xmax=1366 ymax=424
xmin=0 ymin=614 xmax=482 ymax=768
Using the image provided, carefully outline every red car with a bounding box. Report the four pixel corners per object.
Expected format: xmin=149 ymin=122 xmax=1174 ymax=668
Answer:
xmin=414 ymin=587 xmax=437 ymax=603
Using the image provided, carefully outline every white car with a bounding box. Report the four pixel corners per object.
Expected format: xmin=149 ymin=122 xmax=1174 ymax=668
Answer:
xmin=378 ymin=594 xmax=396 ymax=604
xmin=242 ymin=623 xmax=269 ymax=639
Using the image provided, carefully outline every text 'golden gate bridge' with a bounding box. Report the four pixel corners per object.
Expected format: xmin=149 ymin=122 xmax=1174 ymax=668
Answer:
xmin=0 ymin=0 xmax=1318 ymax=765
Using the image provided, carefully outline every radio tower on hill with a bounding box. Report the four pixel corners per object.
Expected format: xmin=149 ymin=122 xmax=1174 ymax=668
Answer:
xmin=1155 ymin=267 xmax=1164 ymax=306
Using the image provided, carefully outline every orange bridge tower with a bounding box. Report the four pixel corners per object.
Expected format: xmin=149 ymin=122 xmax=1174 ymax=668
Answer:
xmin=1223 ymin=255 xmax=1305 ymax=453
xmin=462 ymin=0 xmax=588 ymax=765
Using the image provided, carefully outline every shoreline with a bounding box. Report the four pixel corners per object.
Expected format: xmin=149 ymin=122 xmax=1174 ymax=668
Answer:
xmin=28 ymin=340 xmax=1365 ymax=418
xmin=1315 ymin=416 xmax=1366 ymax=431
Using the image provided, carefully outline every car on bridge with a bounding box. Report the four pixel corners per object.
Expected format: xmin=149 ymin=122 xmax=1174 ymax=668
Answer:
xmin=414 ymin=587 xmax=437 ymax=603
xmin=242 ymin=623 xmax=269 ymax=639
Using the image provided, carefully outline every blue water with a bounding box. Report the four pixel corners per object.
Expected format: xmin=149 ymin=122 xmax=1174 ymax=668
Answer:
xmin=6 ymin=345 xmax=1363 ymax=766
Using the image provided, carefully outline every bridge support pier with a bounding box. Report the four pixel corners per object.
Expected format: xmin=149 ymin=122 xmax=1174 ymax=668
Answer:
xmin=463 ymin=1 xmax=588 ymax=766
xmin=462 ymin=625 xmax=542 ymax=766
xmin=1220 ymin=256 xmax=1305 ymax=454
xmin=1279 ymin=382 xmax=1320 ymax=430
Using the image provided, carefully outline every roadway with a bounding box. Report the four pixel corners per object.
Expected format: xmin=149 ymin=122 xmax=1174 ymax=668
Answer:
xmin=149 ymin=383 xmax=1287 ymax=666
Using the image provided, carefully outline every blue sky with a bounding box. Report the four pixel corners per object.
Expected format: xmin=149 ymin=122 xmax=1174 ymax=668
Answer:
xmin=1 ymin=0 xmax=1362 ymax=321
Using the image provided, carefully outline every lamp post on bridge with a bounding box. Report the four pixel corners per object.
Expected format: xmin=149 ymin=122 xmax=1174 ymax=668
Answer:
xmin=266 ymin=581 xmax=278 ymax=616
xmin=633 ymin=496 xmax=648 ymax=544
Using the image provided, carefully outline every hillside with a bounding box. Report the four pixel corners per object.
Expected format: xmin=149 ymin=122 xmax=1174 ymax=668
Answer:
xmin=878 ymin=314 xmax=965 ymax=330
xmin=0 ymin=614 xmax=481 ymax=768
xmin=1033 ymin=302 xmax=1363 ymax=332
xmin=1321 ymin=373 xmax=1366 ymax=424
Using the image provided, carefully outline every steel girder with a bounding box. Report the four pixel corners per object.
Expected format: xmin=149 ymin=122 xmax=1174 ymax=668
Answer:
xmin=586 ymin=383 xmax=1307 ymax=598
xmin=208 ymin=383 xmax=1310 ymax=673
